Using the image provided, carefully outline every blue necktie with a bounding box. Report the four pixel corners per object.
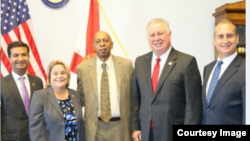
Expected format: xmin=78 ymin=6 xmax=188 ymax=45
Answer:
xmin=206 ymin=61 xmax=223 ymax=103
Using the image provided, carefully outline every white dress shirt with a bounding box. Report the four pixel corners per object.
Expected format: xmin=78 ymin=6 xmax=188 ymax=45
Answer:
xmin=206 ymin=51 xmax=237 ymax=95
xmin=151 ymin=46 xmax=172 ymax=78
xmin=12 ymin=71 xmax=31 ymax=99
xmin=96 ymin=56 xmax=120 ymax=117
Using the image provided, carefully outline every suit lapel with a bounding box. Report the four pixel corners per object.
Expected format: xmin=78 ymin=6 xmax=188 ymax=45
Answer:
xmin=47 ymin=86 xmax=64 ymax=117
xmin=6 ymin=74 xmax=27 ymax=116
xmin=28 ymin=74 xmax=37 ymax=98
xmin=143 ymin=52 xmax=154 ymax=96
xmin=69 ymin=90 xmax=78 ymax=116
xmin=69 ymin=89 xmax=80 ymax=125
xmin=209 ymin=55 xmax=241 ymax=104
xmin=154 ymin=49 xmax=177 ymax=96
xmin=112 ymin=55 xmax=122 ymax=98
xmin=203 ymin=62 xmax=216 ymax=92
xmin=203 ymin=61 xmax=216 ymax=106
xmin=89 ymin=57 xmax=98 ymax=98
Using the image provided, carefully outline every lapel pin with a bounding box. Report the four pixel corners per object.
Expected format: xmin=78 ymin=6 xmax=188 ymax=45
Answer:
xmin=168 ymin=62 xmax=172 ymax=65
xmin=32 ymin=83 xmax=36 ymax=86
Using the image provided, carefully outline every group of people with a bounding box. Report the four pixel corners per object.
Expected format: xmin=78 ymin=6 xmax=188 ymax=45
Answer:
xmin=1 ymin=18 xmax=245 ymax=141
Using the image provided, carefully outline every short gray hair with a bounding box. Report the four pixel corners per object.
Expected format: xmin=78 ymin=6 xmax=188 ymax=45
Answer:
xmin=146 ymin=18 xmax=171 ymax=34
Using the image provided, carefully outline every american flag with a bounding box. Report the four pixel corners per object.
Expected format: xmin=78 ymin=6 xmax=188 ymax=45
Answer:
xmin=1 ymin=0 xmax=47 ymax=84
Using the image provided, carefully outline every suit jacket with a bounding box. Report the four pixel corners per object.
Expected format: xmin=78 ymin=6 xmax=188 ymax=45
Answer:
xmin=77 ymin=55 xmax=133 ymax=141
xmin=29 ymin=86 xmax=84 ymax=141
xmin=202 ymin=55 xmax=245 ymax=124
xmin=1 ymin=73 xmax=43 ymax=141
xmin=131 ymin=48 xmax=202 ymax=141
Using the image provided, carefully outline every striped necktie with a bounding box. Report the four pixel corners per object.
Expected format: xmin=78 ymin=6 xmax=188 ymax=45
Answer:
xmin=207 ymin=61 xmax=223 ymax=103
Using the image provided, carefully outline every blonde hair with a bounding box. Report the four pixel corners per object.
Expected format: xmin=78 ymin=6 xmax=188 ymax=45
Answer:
xmin=46 ymin=60 xmax=71 ymax=88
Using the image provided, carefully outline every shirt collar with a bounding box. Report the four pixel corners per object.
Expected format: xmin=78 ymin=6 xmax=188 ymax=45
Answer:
xmin=96 ymin=55 xmax=113 ymax=69
xmin=152 ymin=46 xmax=172 ymax=62
xmin=12 ymin=71 xmax=28 ymax=81
xmin=217 ymin=51 xmax=237 ymax=65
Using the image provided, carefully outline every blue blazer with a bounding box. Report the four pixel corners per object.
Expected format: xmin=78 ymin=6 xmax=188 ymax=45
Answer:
xmin=29 ymin=86 xmax=84 ymax=141
xmin=202 ymin=55 xmax=245 ymax=124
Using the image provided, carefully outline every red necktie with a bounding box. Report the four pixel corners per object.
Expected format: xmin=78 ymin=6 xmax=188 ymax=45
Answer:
xmin=150 ymin=57 xmax=161 ymax=129
xmin=152 ymin=58 xmax=161 ymax=93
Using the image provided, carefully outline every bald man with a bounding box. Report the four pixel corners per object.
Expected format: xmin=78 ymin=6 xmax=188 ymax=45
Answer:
xmin=77 ymin=31 xmax=133 ymax=141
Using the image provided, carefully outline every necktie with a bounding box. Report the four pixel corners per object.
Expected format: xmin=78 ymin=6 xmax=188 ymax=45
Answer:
xmin=100 ymin=63 xmax=111 ymax=123
xmin=206 ymin=61 xmax=223 ymax=103
xmin=150 ymin=58 xmax=161 ymax=129
xmin=19 ymin=77 xmax=30 ymax=115
xmin=152 ymin=58 xmax=161 ymax=93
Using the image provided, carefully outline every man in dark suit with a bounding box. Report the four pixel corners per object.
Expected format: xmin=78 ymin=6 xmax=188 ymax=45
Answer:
xmin=202 ymin=19 xmax=245 ymax=125
xmin=1 ymin=41 xmax=44 ymax=141
xmin=131 ymin=18 xmax=202 ymax=141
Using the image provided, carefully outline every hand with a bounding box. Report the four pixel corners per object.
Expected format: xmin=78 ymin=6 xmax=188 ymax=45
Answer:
xmin=132 ymin=130 xmax=141 ymax=141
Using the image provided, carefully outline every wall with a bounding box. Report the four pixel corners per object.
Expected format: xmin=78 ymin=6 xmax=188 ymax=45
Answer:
xmin=27 ymin=0 xmax=241 ymax=86
xmin=26 ymin=0 xmax=248 ymax=123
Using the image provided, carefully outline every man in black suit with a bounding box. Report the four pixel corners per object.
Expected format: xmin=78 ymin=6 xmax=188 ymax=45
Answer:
xmin=202 ymin=19 xmax=245 ymax=124
xmin=131 ymin=18 xmax=202 ymax=141
xmin=1 ymin=41 xmax=44 ymax=141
